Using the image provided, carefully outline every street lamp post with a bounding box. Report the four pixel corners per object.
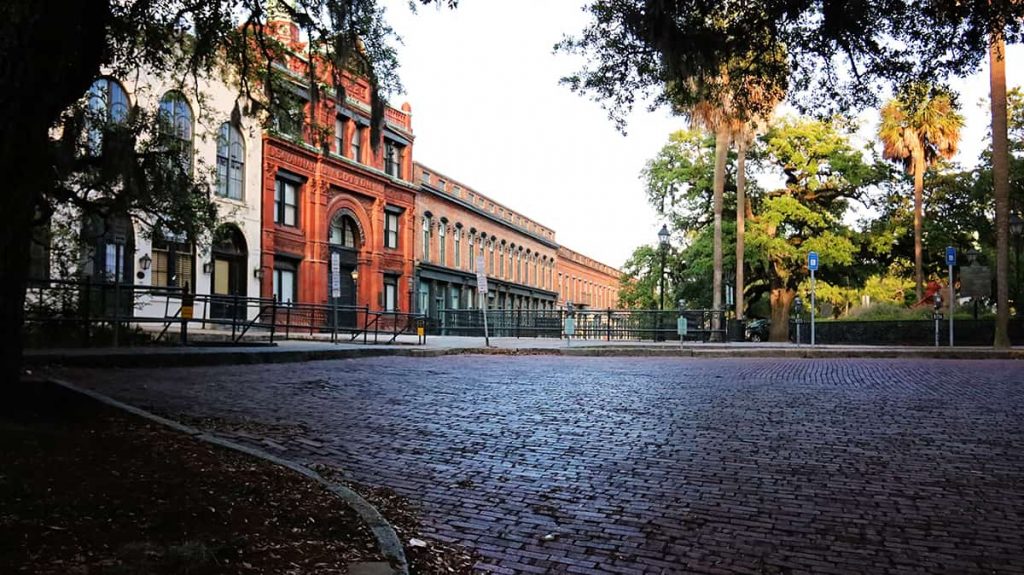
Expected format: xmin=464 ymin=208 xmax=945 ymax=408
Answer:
xmin=658 ymin=225 xmax=670 ymax=341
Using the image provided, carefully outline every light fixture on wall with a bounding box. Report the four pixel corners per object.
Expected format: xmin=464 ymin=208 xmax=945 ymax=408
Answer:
xmin=351 ymin=269 xmax=359 ymax=282
xmin=202 ymin=261 xmax=213 ymax=274
xmin=138 ymin=253 xmax=152 ymax=271
xmin=254 ymin=267 xmax=264 ymax=280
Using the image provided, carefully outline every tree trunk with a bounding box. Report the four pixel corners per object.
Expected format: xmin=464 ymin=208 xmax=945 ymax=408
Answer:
xmin=735 ymin=137 xmax=747 ymax=320
xmin=0 ymin=0 xmax=111 ymax=383
xmin=913 ymin=146 xmax=925 ymax=302
xmin=991 ymin=30 xmax=1011 ymax=348
xmin=711 ymin=126 xmax=729 ymax=341
xmin=0 ymin=128 xmax=41 ymax=385
xmin=769 ymin=285 xmax=793 ymax=342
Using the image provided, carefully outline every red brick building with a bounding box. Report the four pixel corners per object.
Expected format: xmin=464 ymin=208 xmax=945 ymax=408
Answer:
xmin=260 ymin=18 xmax=418 ymax=318
xmin=259 ymin=15 xmax=621 ymax=322
xmin=555 ymin=246 xmax=621 ymax=310
xmin=412 ymin=164 xmax=560 ymax=319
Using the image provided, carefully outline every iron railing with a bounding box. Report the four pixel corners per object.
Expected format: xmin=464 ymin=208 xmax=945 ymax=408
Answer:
xmin=23 ymin=278 xmax=427 ymax=347
xmin=431 ymin=308 xmax=727 ymax=341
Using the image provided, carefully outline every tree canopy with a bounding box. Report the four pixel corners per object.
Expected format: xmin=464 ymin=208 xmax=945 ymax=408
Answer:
xmin=558 ymin=1 xmax=1024 ymax=127
xmin=0 ymin=0 xmax=454 ymax=382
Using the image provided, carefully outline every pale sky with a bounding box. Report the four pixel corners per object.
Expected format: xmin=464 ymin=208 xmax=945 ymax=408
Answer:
xmin=382 ymin=0 xmax=1022 ymax=269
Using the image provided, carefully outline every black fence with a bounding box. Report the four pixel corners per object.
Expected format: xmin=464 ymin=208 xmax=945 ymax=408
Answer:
xmin=431 ymin=308 xmax=728 ymax=342
xmin=23 ymin=278 xmax=427 ymax=347
xmin=789 ymin=318 xmax=1024 ymax=346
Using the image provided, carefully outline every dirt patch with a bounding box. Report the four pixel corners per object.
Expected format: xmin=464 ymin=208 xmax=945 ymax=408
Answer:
xmin=0 ymin=381 xmax=382 ymax=574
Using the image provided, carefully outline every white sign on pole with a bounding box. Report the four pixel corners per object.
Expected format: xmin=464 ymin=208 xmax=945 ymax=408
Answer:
xmin=331 ymin=252 xmax=341 ymax=298
xmin=476 ymin=255 xmax=488 ymax=294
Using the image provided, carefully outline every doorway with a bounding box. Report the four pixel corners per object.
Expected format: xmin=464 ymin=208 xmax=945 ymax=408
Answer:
xmin=210 ymin=225 xmax=248 ymax=321
xmin=328 ymin=213 xmax=360 ymax=328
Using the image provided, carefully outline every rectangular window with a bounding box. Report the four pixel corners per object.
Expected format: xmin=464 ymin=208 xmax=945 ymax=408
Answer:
xmin=454 ymin=185 xmax=462 ymax=198
xmin=151 ymin=240 xmax=195 ymax=292
xmin=275 ymin=179 xmax=298 ymax=227
xmin=449 ymin=285 xmax=459 ymax=310
xmin=439 ymin=225 xmax=447 ymax=266
xmin=273 ymin=99 xmax=304 ymax=140
xmin=384 ymin=140 xmax=402 ymax=178
xmin=422 ymin=218 xmax=430 ymax=262
xmin=421 ymin=171 xmax=431 ymax=184
xmin=383 ymin=277 xmax=397 ymax=311
xmin=384 ymin=211 xmax=400 ymax=249
xmin=468 ymin=236 xmax=475 ymax=271
xmin=418 ymin=281 xmax=430 ymax=315
xmin=350 ymin=125 xmax=362 ymax=163
xmin=273 ymin=267 xmax=296 ymax=304
xmin=335 ymin=118 xmax=344 ymax=155
xmin=454 ymin=231 xmax=461 ymax=269
xmin=438 ymin=179 xmax=447 ymax=192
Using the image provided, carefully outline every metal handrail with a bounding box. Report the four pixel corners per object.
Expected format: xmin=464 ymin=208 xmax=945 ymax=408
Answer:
xmin=23 ymin=278 xmax=429 ymax=347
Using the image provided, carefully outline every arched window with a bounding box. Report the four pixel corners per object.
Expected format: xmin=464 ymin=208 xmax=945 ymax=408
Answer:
xmin=453 ymin=225 xmax=462 ymax=269
xmin=159 ymin=92 xmax=194 ymax=171
xmin=330 ymin=213 xmax=360 ymax=248
xmin=216 ymin=123 xmax=245 ymax=200
xmin=499 ymin=243 xmax=506 ymax=278
xmin=422 ymin=216 xmax=431 ymax=262
xmin=488 ymin=240 xmax=495 ymax=275
xmin=86 ymin=78 xmax=130 ymax=153
xmin=468 ymin=233 xmax=475 ymax=271
xmin=439 ymin=222 xmax=447 ymax=266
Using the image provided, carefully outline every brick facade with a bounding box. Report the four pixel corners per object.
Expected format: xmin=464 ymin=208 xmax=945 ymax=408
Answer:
xmin=412 ymin=164 xmax=560 ymax=316
xmin=555 ymin=246 xmax=621 ymax=310
xmin=260 ymin=19 xmax=417 ymax=315
xmin=259 ymin=16 xmax=620 ymax=319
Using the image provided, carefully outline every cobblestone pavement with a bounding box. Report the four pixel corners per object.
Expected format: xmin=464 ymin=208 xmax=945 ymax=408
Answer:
xmin=66 ymin=357 xmax=1024 ymax=574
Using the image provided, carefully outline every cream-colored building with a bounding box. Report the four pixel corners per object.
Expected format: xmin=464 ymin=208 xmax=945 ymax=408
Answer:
xmin=40 ymin=68 xmax=264 ymax=325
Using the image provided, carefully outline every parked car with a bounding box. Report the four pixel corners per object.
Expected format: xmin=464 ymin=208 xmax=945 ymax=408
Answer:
xmin=744 ymin=319 xmax=770 ymax=342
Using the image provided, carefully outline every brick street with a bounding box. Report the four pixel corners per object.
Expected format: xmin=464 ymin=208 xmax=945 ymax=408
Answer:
xmin=66 ymin=357 xmax=1024 ymax=574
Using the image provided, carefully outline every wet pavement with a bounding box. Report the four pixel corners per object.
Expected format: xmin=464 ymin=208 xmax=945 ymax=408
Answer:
xmin=64 ymin=356 xmax=1024 ymax=574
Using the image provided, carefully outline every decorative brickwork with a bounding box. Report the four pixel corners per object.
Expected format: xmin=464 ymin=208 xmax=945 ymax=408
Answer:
xmin=259 ymin=15 xmax=619 ymax=318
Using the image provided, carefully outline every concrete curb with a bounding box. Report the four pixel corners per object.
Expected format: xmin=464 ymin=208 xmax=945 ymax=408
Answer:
xmin=47 ymin=377 xmax=409 ymax=575
xmin=26 ymin=343 xmax=1024 ymax=369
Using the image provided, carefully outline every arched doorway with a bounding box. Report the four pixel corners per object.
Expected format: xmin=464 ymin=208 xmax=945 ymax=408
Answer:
xmin=210 ymin=225 xmax=248 ymax=320
xmin=328 ymin=211 xmax=361 ymax=327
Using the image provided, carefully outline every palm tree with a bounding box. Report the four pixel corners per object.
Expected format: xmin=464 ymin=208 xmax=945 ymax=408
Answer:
xmin=878 ymin=84 xmax=964 ymax=302
xmin=732 ymin=100 xmax=779 ymax=321
xmin=990 ymin=30 xmax=1011 ymax=348
xmin=687 ymin=99 xmax=734 ymax=340
xmin=668 ymin=45 xmax=786 ymax=338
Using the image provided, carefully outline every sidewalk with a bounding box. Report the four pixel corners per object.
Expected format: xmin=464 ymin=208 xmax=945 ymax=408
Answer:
xmin=24 ymin=335 xmax=1024 ymax=369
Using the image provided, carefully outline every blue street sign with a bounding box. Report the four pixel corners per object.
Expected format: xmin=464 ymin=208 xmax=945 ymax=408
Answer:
xmin=808 ymin=251 xmax=819 ymax=272
xmin=946 ymin=246 xmax=956 ymax=266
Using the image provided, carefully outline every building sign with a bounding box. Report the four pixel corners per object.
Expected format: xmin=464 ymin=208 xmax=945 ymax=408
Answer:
xmin=331 ymin=252 xmax=341 ymax=298
xmin=476 ymin=255 xmax=488 ymax=294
